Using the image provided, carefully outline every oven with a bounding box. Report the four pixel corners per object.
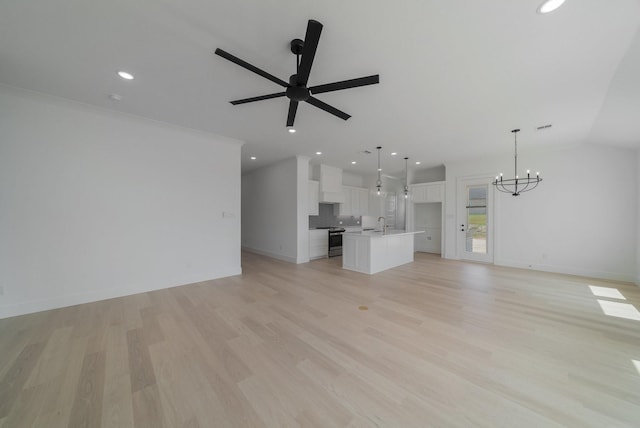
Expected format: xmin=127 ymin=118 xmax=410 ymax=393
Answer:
xmin=328 ymin=228 xmax=345 ymax=257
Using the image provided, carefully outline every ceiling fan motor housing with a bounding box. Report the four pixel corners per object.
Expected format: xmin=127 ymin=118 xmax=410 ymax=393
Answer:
xmin=286 ymin=74 xmax=310 ymax=101
xmin=290 ymin=38 xmax=304 ymax=55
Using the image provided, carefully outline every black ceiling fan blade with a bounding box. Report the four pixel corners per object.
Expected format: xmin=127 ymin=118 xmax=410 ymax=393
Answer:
xmin=230 ymin=92 xmax=286 ymax=105
xmin=306 ymin=97 xmax=351 ymax=121
xmin=287 ymin=100 xmax=299 ymax=127
xmin=310 ymin=74 xmax=379 ymax=95
xmin=215 ymin=48 xmax=288 ymax=87
xmin=297 ymin=20 xmax=323 ymax=86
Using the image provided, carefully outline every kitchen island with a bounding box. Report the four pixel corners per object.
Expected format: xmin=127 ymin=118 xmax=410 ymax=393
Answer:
xmin=342 ymin=230 xmax=424 ymax=274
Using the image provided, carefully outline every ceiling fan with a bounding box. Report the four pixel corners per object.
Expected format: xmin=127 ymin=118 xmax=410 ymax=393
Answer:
xmin=214 ymin=19 xmax=379 ymax=128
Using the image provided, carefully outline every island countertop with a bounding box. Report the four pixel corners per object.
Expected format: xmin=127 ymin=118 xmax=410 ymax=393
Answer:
xmin=344 ymin=230 xmax=424 ymax=238
xmin=342 ymin=230 xmax=424 ymax=274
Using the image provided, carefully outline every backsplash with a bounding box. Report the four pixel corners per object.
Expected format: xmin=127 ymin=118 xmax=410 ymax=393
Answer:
xmin=309 ymin=203 xmax=361 ymax=228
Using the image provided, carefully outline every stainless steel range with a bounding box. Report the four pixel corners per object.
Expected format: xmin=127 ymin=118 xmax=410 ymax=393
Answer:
xmin=328 ymin=227 xmax=345 ymax=257
xmin=316 ymin=226 xmax=346 ymax=257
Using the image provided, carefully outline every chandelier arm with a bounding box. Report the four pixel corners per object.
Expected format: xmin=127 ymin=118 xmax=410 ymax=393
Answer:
xmin=494 ymin=180 xmax=511 ymax=194
xmin=494 ymin=182 xmax=511 ymax=193
xmin=519 ymin=178 xmax=541 ymax=193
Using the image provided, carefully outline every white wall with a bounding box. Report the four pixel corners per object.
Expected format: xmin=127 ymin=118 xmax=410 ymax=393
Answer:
xmin=296 ymin=157 xmax=310 ymax=263
xmin=445 ymin=143 xmax=636 ymax=282
xmin=637 ymin=148 xmax=640 ymax=285
xmin=412 ymin=165 xmax=446 ymax=184
xmin=242 ymin=156 xmax=309 ymax=263
xmin=0 ymin=85 xmax=242 ymax=319
xmin=342 ymin=171 xmax=365 ymax=187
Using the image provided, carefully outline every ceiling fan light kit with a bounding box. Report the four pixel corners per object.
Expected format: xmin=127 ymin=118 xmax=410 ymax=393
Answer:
xmin=215 ymin=19 xmax=379 ymax=128
xmin=493 ymin=129 xmax=542 ymax=196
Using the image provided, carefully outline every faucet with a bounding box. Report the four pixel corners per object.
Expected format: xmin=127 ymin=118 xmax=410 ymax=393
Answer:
xmin=377 ymin=216 xmax=386 ymax=234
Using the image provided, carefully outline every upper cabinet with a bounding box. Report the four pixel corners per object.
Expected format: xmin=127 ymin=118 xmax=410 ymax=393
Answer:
xmin=339 ymin=186 xmax=370 ymax=216
xmin=319 ymin=164 xmax=345 ymax=203
xmin=319 ymin=165 xmax=342 ymax=193
xmin=308 ymin=180 xmax=319 ymax=215
xmin=410 ymin=181 xmax=445 ymax=203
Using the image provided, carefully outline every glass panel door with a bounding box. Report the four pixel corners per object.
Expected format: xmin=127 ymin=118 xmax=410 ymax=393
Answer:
xmin=457 ymin=177 xmax=493 ymax=263
xmin=466 ymin=185 xmax=487 ymax=254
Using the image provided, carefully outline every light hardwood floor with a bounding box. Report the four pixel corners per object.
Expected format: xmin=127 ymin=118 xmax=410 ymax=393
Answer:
xmin=1 ymin=252 xmax=640 ymax=427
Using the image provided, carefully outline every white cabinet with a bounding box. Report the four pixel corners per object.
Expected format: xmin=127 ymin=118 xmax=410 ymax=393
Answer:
xmin=411 ymin=185 xmax=427 ymax=203
xmin=410 ymin=182 xmax=444 ymax=203
xmin=340 ymin=187 xmax=352 ymax=215
xmin=339 ymin=186 xmax=369 ymax=216
xmin=318 ymin=165 xmax=346 ymax=203
xmin=407 ymin=181 xmax=445 ymax=255
xmin=309 ymin=229 xmax=328 ymax=259
xmin=319 ymin=165 xmax=342 ymax=193
xmin=357 ymin=188 xmax=369 ymax=216
xmin=343 ymin=232 xmax=420 ymax=275
xmin=426 ymin=184 xmax=443 ymax=202
xmin=308 ymin=180 xmax=319 ymax=215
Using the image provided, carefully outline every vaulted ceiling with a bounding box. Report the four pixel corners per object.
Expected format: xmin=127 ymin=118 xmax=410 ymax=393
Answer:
xmin=1 ymin=0 xmax=639 ymax=176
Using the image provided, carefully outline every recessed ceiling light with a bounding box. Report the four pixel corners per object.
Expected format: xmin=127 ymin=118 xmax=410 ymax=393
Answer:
xmin=316 ymin=151 xmax=322 ymax=155
xmin=250 ymin=156 xmax=256 ymax=160
xmin=391 ymin=152 xmax=397 ymax=156
xmin=117 ymin=70 xmax=134 ymax=80
xmin=537 ymin=0 xmax=566 ymax=14
xmin=288 ymin=128 xmax=296 ymax=133
xmin=108 ymin=93 xmax=122 ymax=101
xmin=415 ymin=161 xmax=421 ymax=165
xmin=351 ymin=161 xmax=357 ymax=164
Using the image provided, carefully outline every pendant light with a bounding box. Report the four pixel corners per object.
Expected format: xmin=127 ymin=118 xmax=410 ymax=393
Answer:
xmin=404 ymin=157 xmax=409 ymax=198
xmin=493 ymin=129 xmax=542 ymax=196
xmin=376 ymin=146 xmax=382 ymax=196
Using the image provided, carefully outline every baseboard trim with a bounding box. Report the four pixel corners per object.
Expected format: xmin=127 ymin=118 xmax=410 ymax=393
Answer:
xmin=0 ymin=267 xmax=242 ymax=320
xmin=495 ymin=258 xmax=634 ymax=283
xmin=241 ymin=246 xmax=297 ymax=264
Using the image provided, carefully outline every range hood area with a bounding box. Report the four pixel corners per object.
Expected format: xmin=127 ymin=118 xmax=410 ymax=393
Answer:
xmin=318 ymin=164 xmax=345 ymax=203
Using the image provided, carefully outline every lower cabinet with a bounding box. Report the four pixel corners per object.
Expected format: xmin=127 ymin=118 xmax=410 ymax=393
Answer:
xmin=309 ymin=229 xmax=328 ymax=259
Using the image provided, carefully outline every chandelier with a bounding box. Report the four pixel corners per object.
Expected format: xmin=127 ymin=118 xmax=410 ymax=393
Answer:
xmin=493 ymin=129 xmax=542 ymax=196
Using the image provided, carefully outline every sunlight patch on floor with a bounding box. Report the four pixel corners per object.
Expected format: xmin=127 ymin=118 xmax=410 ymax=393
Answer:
xmin=633 ymin=360 xmax=640 ymax=375
xmin=597 ymin=300 xmax=640 ymax=321
xmin=589 ymin=285 xmax=625 ymax=300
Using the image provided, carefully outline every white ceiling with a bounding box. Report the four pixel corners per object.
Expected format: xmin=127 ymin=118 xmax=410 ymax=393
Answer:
xmin=1 ymin=0 xmax=639 ymax=176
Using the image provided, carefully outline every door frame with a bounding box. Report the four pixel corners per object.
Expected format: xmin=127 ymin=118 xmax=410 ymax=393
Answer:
xmin=456 ymin=175 xmax=494 ymax=263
